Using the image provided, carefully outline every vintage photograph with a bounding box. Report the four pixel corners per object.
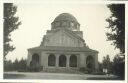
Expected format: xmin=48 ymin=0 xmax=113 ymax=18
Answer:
xmin=1 ymin=82 xmax=38 ymax=83
xmin=3 ymin=3 xmax=125 ymax=80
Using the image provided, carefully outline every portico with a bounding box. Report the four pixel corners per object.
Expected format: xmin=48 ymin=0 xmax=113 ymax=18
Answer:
xmin=47 ymin=53 xmax=78 ymax=68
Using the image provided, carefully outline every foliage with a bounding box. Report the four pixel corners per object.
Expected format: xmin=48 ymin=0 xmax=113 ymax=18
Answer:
xmin=79 ymin=67 xmax=94 ymax=74
xmin=98 ymin=62 xmax=103 ymax=72
xmin=4 ymin=60 xmax=14 ymax=71
xmin=79 ymin=67 xmax=89 ymax=74
xmin=106 ymin=4 xmax=125 ymax=79
xmin=102 ymin=55 xmax=111 ymax=69
xmin=102 ymin=55 xmax=113 ymax=73
xmin=99 ymin=54 xmax=125 ymax=79
xmin=4 ymin=58 xmax=41 ymax=72
xmin=4 ymin=3 xmax=21 ymax=57
xmin=106 ymin=4 xmax=125 ymax=53
xmin=28 ymin=60 xmax=40 ymax=72
xmin=4 ymin=58 xmax=27 ymax=72
xmin=113 ymin=54 xmax=125 ymax=79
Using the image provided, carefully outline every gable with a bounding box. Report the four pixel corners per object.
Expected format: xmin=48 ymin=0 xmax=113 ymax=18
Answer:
xmin=43 ymin=29 xmax=85 ymax=47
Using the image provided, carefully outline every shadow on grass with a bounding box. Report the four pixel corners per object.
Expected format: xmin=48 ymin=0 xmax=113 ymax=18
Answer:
xmin=4 ymin=74 xmax=26 ymax=79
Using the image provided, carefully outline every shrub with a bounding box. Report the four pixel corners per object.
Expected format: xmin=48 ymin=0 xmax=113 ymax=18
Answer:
xmin=92 ymin=71 xmax=105 ymax=75
xmin=79 ymin=67 xmax=93 ymax=74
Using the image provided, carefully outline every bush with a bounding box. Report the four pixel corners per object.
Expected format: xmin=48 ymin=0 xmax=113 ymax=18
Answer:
xmin=79 ymin=67 xmax=93 ymax=74
xmin=27 ymin=66 xmax=42 ymax=72
xmin=92 ymin=71 xmax=105 ymax=75
xmin=113 ymin=55 xmax=125 ymax=80
xmin=18 ymin=69 xmax=27 ymax=72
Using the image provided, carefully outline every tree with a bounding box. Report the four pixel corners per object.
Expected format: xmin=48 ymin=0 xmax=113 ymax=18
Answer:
xmin=113 ymin=54 xmax=125 ymax=79
xmin=18 ymin=58 xmax=27 ymax=70
xmin=102 ymin=55 xmax=112 ymax=73
xmin=4 ymin=59 xmax=14 ymax=71
xmin=13 ymin=58 xmax=19 ymax=70
xmin=4 ymin=3 xmax=21 ymax=57
xmin=106 ymin=4 xmax=125 ymax=53
xmin=106 ymin=4 xmax=125 ymax=80
xmin=4 ymin=58 xmax=27 ymax=71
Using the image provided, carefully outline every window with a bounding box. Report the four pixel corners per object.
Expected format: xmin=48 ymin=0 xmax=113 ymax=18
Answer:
xmin=70 ymin=55 xmax=77 ymax=67
xmin=48 ymin=54 xmax=56 ymax=66
xmin=59 ymin=55 xmax=66 ymax=67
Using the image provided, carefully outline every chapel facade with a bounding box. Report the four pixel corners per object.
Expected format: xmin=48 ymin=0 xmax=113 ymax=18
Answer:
xmin=27 ymin=13 xmax=99 ymax=72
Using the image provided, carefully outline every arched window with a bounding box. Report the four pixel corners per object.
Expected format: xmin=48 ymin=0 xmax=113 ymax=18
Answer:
xmin=70 ymin=55 xmax=77 ymax=67
xmin=48 ymin=54 xmax=56 ymax=66
xmin=86 ymin=55 xmax=94 ymax=69
xmin=59 ymin=55 xmax=66 ymax=67
xmin=32 ymin=53 xmax=39 ymax=63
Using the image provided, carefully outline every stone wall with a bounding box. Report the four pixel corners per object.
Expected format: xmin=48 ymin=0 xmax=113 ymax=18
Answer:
xmin=43 ymin=29 xmax=84 ymax=47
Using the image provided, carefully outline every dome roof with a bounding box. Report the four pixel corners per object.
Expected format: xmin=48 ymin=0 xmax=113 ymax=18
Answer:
xmin=54 ymin=13 xmax=78 ymax=23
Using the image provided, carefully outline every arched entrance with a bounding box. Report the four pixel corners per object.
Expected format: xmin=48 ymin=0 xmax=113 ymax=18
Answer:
xmin=30 ymin=53 xmax=39 ymax=68
xmin=48 ymin=54 xmax=56 ymax=66
xmin=59 ymin=55 xmax=66 ymax=67
xmin=70 ymin=55 xmax=77 ymax=67
xmin=86 ymin=55 xmax=94 ymax=70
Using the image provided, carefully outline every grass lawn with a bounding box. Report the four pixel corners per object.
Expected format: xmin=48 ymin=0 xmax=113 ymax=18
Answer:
xmin=4 ymin=72 xmax=122 ymax=80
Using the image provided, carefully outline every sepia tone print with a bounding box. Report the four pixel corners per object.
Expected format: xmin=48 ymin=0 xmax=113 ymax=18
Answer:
xmin=4 ymin=3 xmax=125 ymax=80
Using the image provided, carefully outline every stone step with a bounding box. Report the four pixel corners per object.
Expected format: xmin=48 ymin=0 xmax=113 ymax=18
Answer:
xmin=41 ymin=67 xmax=82 ymax=74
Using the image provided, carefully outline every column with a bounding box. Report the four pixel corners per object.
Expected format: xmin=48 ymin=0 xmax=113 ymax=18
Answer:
xmin=45 ymin=53 xmax=48 ymax=67
xmin=66 ymin=55 xmax=70 ymax=68
xmin=56 ymin=54 xmax=59 ymax=68
xmin=27 ymin=51 xmax=32 ymax=67
xmin=39 ymin=54 xmax=41 ymax=66
xmin=95 ymin=53 xmax=98 ymax=70
xmin=79 ymin=53 xmax=86 ymax=68
xmin=76 ymin=55 xmax=78 ymax=68
xmin=40 ymin=52 xmax=44 ymax=68
xmin=84 ymin=55 xmax=87 ymax=68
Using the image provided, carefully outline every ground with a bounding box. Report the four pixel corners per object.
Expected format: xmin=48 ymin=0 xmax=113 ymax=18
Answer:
xmin=4 ymin=72 xmax=120 ymax=80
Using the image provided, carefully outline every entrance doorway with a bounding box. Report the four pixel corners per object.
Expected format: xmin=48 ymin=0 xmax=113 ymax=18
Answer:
xmin=70 ymin=55 xmax=77 ymax=67
xmin=48 ymin=54 xmax=56 ymax=66
xmin=59 ymin=55 xmax=66 ymax=67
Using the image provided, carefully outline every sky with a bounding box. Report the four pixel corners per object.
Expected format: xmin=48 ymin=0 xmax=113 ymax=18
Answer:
xmin=6 ymin=3 xmax=120 ymax=62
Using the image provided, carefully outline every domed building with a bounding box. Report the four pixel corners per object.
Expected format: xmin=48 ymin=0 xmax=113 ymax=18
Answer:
xmin=27 ymin=13 xmax=98 ymax=72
